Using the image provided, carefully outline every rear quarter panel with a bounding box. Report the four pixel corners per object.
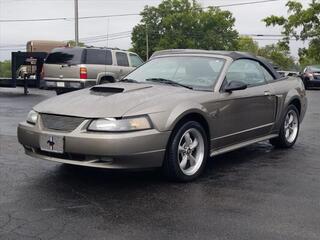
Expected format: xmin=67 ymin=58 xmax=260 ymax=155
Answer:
xmin=269 ymin=76 xmax=307 ymax=132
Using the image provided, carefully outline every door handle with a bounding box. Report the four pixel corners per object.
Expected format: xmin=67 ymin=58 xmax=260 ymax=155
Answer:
xmin=264 ymin=91 xmax=271 ymax=96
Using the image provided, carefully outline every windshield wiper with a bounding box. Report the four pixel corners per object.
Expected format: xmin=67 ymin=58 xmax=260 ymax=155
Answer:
xmin=145 ymin=78 xmax=193 ymax=90
xmin=120 ymin=78 xmax=139 ymax=83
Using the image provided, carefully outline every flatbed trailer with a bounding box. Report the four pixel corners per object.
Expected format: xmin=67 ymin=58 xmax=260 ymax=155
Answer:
xmin=0 ymin=52 xmax=46 ymax=95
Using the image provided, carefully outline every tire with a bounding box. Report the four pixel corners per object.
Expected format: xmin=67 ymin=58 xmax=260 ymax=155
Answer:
xmin=163 ymin=121 xmax=209 ymax=182
xmin=270 ymin=105 xmax=300 ymax=148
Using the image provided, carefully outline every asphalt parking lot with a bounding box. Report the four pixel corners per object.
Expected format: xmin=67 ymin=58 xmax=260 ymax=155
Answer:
xmin=0 ymin=87 xmax=319 ymax=240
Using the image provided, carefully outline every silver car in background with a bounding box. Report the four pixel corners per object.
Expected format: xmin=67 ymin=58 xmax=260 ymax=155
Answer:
xmin=43 ymin=47 xmax=143 ymax=94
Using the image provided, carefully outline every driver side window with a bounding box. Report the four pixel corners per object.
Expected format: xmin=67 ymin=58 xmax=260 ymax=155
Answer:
xmin=226 ymin=59 xmax=267 ymax=87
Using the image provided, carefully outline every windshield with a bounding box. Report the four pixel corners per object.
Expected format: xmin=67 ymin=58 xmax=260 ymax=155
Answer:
xmin=124 ymin=56 xmax=225 ymax=89
xmin=310 ymin=66 xmax=320 ymax=72
xmin=45 ymin=48 xmax=84 ymax=65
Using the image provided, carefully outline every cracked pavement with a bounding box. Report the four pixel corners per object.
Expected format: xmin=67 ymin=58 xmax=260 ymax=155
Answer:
xmin=0 ymin=87 xmax=320 ymax=240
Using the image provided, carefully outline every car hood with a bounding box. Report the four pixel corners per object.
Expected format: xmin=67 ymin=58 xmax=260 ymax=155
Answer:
xmin=34 ymin=82 xmax=202 ymax=118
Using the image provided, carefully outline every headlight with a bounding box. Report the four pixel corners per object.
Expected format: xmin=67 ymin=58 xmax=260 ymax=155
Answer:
xmin=26 ymin=110 xmax=38 ymax=125
xmin=87 ymin=116 xmax=152 ymax=132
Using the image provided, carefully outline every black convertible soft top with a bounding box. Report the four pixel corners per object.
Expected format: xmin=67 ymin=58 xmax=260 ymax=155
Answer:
xmin=152 ymin=49 xmax=281 ymax=79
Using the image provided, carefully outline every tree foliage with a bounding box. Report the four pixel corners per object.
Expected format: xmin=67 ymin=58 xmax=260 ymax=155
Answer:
xmin=0 ymin=60 xmax=11 ymax=78
xmin=131 ymin=0 xmax=239 ymax=60
xmin=237 ymin=36 xmax=259 ymax=55
xmin=257 ymin=44 xmax=296 ymax=70
xmin=237 ymin=36 xmax=296 ymax=70
xmin=263 ymin=0 xmax=320 ymax=66
xmin=67 ymin=40 xmax=85 ymax=47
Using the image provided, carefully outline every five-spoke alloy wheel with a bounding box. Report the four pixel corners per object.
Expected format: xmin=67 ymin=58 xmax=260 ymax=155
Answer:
xmin=163 ymin=121 xmax=208 ymax=182
xmin=270 ymin=105 xmax=300 ymax=148
xmin=178 ymin=128 xmax=205 ymax=176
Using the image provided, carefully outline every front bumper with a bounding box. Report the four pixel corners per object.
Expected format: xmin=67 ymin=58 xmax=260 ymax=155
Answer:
xmin=18 ymin=121 xmax=171 ymax=169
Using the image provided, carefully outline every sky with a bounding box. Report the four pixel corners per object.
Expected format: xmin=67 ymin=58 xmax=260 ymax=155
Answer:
xmin=0 ymin=0 xmax=311 ymax=61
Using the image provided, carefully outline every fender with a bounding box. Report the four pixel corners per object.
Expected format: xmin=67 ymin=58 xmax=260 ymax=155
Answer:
xmin=165 ymin=101 xmax=211 ymax=132
xmin=97 ymin=72 xmax=117 ymax=84
xmin=276 ymin=83 xmax=305 ymax=129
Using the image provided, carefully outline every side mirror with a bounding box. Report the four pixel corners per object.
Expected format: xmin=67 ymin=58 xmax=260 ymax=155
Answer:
xmin=224 ymin=81 xmax=247 ymax=93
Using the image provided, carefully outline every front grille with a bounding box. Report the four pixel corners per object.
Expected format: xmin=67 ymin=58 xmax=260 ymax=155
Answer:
xmin=41 ymin=114 xmax=85 ymax=132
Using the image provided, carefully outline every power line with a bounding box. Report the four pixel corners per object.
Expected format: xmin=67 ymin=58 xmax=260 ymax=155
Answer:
xmin=80 ymin=31 xmax=132 ymax=41
xmin=0 ymin=13 xmax=140 ymax=23
xmin=0 ymin=0 xmax=282 ymax=23
xmin=85 ymin=35 xmax=131 ymax=44
xmin=212 ymin=0 xmax=281 ymax=8
xmin=0 ymin=32 xmax=298 ymax=49
xmin=0 ymin=32 xmax=133 ymax=49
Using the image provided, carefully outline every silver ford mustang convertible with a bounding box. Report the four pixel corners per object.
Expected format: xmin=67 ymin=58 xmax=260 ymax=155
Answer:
xmin=18 ymin=49 xmax=307 ymax=181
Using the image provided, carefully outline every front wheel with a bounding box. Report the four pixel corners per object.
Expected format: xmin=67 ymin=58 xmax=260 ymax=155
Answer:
xmin=163 ymin=121 xmax=209 ymax=182
xmin=270 ymin=105 xmax=300 ymax=148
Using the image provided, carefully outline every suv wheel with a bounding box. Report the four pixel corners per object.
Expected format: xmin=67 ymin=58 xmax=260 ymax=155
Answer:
xmin=99 ymin=76 xmax=114 ymax=84
xmin=270 ymin=105 xmax=300 ymax=148
xmin=163 ymin=121 xmax=208 ymax=182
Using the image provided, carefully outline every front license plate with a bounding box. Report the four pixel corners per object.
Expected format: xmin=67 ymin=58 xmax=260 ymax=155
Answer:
xmin=57 ymin=82 xmax=65 ymax=87
xmin=39 ymin=134 xmax=64 ymax=153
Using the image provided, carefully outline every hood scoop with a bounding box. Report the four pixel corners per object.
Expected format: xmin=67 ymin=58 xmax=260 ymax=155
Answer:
xmin=90 ymin=86 xmax=124 ymax=93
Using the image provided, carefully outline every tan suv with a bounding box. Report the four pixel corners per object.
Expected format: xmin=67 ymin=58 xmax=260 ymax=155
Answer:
xmin=43 ymin=47 xmax=143 ymax=94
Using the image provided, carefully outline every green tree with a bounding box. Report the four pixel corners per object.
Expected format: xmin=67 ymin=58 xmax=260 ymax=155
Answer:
xmin=131 ymin=0 xmax=239 ymax=60
xmin=258 ymin=44 xmax=296 ymax=70
xmin=263 ymin=0 xmax=320 ymax=66
xmin=67 ymin=40 xmax=85 ymax=47
xmin=237 ymin=36 xmax=259 ymax=54
xmin=0 ymin=60 xmax=11 ymax=78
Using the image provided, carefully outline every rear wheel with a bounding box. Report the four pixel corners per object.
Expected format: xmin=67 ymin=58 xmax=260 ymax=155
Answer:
xmin=270 ymin=105 xmax=300 ymax=148
xmin=99 ymin=76 xmax=115 ymax=84
xmin=163 ymin=121 xmax=208 ymax=182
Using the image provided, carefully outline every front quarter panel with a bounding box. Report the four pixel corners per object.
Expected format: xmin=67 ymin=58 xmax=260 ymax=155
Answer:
xmin=145 ymin=101 xmax=211 ymax=134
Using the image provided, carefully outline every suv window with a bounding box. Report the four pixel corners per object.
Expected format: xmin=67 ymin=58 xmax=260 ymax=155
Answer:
xmin=45 ymin=48 xmax=84 ymax=65
xmin=129 ymin=54 xmax=143 ymax=67
xmin=116 ymin=52 xmax=129 ymax=67
xmin=85 ymin=49 xmax=112 ymax=65
xmin=226 ymin=59 xmax=266 ymax=87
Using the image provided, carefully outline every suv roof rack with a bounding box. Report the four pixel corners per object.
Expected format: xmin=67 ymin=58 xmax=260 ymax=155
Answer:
xmin=84 ymin=46 xmax=127 ymax=51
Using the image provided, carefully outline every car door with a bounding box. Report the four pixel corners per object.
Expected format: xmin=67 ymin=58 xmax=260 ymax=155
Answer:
xmin=212 ymin=59 xmax=277 ymax=149
xmin=128 ymin=53 xmax=144 ymax=68
xmin=115 ymin=51 xmax=134 ymax=79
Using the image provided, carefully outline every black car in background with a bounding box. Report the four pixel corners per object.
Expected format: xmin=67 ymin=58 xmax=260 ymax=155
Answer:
xmin=302 ymin=65 xmax=320 ymax=89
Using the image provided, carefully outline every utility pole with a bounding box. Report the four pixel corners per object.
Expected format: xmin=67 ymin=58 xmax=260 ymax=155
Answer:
xmin=106 ymin=17 xmax=110 ymax=48
xmin=74 ymin=0 xmax=79 ymax=46
xmin=146 ymin=23 xmax=149 ymax=60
